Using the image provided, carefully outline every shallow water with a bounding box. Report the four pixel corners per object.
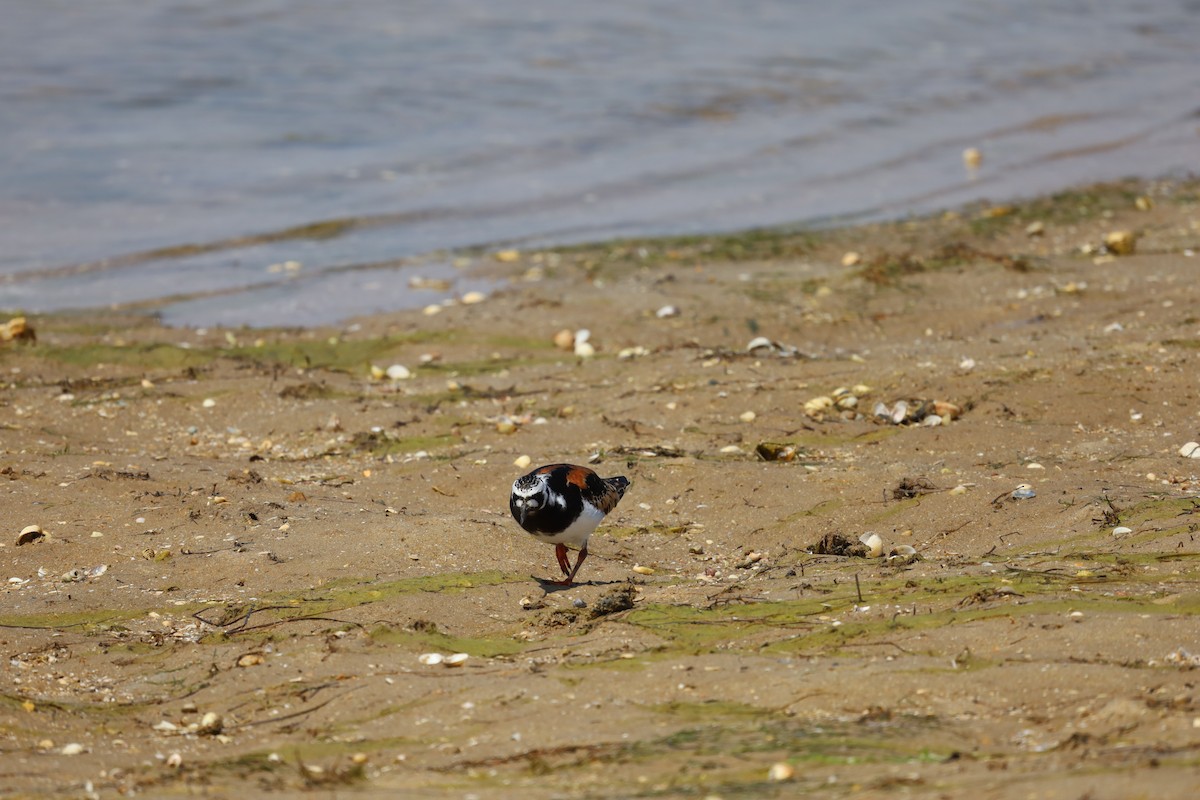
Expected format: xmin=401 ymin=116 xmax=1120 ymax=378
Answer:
xmin=2 ymin=0 xmax=1197 ymax=327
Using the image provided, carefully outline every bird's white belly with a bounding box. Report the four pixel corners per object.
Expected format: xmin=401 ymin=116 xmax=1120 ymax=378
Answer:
xmin=530 ymin=504 xmax=605 ymax=548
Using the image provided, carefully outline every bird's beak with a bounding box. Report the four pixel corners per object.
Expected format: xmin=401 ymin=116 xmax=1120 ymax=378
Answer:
xmin=516 ymin=504 xmax=526 ymax=526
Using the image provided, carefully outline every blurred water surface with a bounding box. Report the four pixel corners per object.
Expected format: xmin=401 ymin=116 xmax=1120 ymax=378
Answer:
xmin=2 ymin=0 xmax=1197 ymax=326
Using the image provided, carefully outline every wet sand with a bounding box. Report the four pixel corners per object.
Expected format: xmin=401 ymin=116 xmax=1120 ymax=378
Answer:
xmin=2 ymin=178 xmax=1199 ymax=798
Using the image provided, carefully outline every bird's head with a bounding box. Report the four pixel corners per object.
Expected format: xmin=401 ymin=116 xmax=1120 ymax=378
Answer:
xmin=510 ymin=474 xmax=547 ymax=528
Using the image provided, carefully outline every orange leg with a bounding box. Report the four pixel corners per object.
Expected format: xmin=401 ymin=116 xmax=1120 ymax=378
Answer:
xmin=554 ymin=544 xmax=572 ymax=577
xmin=549 ymin=544 xmax=588 ymax=586
xmin=565 ymin=544 xmax=588 ymax=584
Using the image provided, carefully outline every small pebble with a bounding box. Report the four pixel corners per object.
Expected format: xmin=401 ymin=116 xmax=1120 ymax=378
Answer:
xmin=572 ymin=598 xmax=587 ymax=609
xmin=513 ymin=455 xmax=532 ymax=469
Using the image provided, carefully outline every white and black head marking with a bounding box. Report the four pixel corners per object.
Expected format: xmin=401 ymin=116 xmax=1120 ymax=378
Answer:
xmin=510 ymin=471 xmax=554 ymax=526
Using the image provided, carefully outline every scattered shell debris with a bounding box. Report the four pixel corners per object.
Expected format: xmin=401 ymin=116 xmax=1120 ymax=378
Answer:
xmin=808 ymin=532 xmax=879 ymax=558
xmin=860 ymin=532 xmax=883 ymax=558
xmin=553 ymin=329 xmax=575 ymax=350
xmin=871 ymin=398 xmax=961 ymax=427
xmin=1 ymin=316 xmax=35 ymax=344
xmin=1103 ymin=230 xmax=1138 ymax=256
xmin=746 ymin=336 xmax=801 ymax=358
xmin=16 ymin=524 xmax=45 ymax=546
xmin=756 ymin=442 xmax=800 ymax=462
xmin=803 ymin=385 xmax=874 ymax=421
xmin=384 ymin=364 xmax=412 ymax=381
xmin=887 ymin=544 xmax=921 ymax=565
xmin=573 ymin=329 xmax=595 ymax=357
xmin=768 ymin=762 xmax=795 ymax=782
xmin=419 ymin=652 xmax=469 ymax=667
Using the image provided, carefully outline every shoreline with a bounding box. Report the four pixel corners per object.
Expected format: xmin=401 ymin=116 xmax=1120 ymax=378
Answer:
xmin=3 ymin=174 xmax=1195 ymax=330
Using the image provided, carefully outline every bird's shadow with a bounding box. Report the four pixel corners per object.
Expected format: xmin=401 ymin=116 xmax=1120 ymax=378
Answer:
xmin=531 ymin=576 xmax=625 ymax=592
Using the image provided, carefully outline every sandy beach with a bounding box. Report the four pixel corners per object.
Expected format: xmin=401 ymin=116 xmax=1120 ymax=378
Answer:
xmin=2 ymin=178 xmax=1199 ymax=798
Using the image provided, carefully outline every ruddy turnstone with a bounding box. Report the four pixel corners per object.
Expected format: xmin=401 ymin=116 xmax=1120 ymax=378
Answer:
xmin=509 ymin=463 xmax=630 ymax=585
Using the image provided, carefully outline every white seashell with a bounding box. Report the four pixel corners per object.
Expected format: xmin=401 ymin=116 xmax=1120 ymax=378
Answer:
xmin=859 ymin=533 xmax=883 ymax=558
xmin=574 ymin=341 xmax=595 ymax=357
xmin=922 ymin=414 xmax=943 ymax=427
xmin=513 ymin=455 xmax=532 ymax=469
xmin=574 ymin=329 xmax=590 ymax=344
xmin=872 ymin=401 xmax=890 ymax=419
xmin=86 ymin=564 xmax=109 ymax=578
xmin=1179 ymin=442 xmax=1200 ymax=459
xmin=444 ymin=653 xmax=470 ymax=667
xmin=768 ymin=762 xmax=795 ymax=781
xmin=60 ymin=743 xmax=86 ymax=756
xmin=166 ymin=752 xmax=183 ymax=768
xmin=852 ymin=384 xmax=872 ymax=397
xmin=746 ymin=336 xmax=774 ymax=353
xmin=202 ymin=398 xmax=216 ymax=408
xmin=198 ymin=712 xmax=223 ymax=734
xmin=153 ymin=720 xmax=178 ymax=732
xmin=890 ymin=400 xmax=909 ymax=424
xmin=1011 ymin=484 xmax=1036 ymax=500
xmin=418 ymin=653 xmax=444 ymax=666
xmin=739 ymin=411 xmax=757 ymax=423
xmin=655 ymin=305 xmax=680 ymax=318
xmin=959 ymin=357 xmax=976 ymax=370
xmin=386 ymin=364 xmax=411 ymax=381
xmin=962 ymin=147 xmax=983 ymax=169
xmin=1112 ymin=526 xmax=1132 ymax=537
xmin=836 ymin=395 xmax=858 ymax=410
xmin=949 ymin=484 xmax=969 ymax=495
xmin=804 ymin=396 xmax=834 ymax=417
xmin=61 ymin=569 xmax=84 ymax=583
xmin=461 ymin=291 xmax=488 ymax=304
xmin=718 ymin=445 xmax=742 ymax=454
xmin=632 ymin=565 xmax=655 ymax=575
xmin=888 ymin=545 xmax=917 ymax=557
